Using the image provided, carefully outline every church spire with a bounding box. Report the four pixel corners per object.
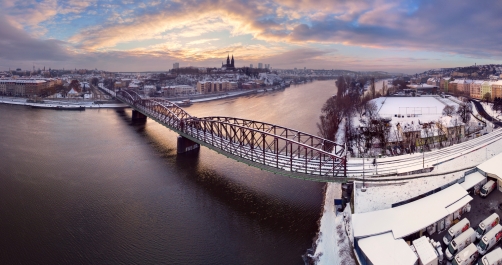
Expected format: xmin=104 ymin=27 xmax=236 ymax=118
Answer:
xmin=231 ymin=55 xmax=234 ymax=67
xmin=226 ymin=54 xmax=230 ymax=65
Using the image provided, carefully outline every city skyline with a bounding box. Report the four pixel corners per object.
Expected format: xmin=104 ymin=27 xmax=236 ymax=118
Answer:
xmin=1 ymin=0 xmax=501 ymax=74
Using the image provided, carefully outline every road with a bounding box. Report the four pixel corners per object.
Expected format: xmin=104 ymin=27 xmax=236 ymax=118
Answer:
xmin=90 ymin=84 xmax=109 ymax=100
xmin=471 ymin=99 xmax=502 ymax=127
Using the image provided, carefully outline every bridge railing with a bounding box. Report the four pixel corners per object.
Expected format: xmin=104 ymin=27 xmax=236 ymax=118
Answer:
xmin=182 ymin=118 xmax=346 ymax=176
xmin=200 ymin=116 xmax=345 ymax=156
xmin=115 ymin=90 xmax=346 ymax=177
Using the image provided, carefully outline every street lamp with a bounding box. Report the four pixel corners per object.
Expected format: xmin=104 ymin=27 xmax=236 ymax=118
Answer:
xmin=362 ymin=150 xmax=366 ymax=192
xmin=422 ymin=146 xmax=425 ymax=169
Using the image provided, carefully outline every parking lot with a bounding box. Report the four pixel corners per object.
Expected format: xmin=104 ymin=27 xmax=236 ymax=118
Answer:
xmin=429 ymin=183 xmax=502 ymax=258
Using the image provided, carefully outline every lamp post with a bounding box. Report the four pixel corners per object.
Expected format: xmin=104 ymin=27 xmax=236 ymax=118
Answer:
xmin=362 ymin=149 xmax=366 ymax=192
xmin=422 ymin=146 xmax=424 ymax=169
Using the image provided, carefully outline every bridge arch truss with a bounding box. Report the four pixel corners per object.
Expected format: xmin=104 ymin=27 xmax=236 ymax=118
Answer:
xmin=114 ymin=89 xmax=346 ymax=181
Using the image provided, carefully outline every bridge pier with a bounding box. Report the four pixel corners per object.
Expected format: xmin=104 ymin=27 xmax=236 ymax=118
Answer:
xmin=177 ymin=136 xmax=200 ymax=154
xmin=132 ymin=110 xmax=146 ymax=120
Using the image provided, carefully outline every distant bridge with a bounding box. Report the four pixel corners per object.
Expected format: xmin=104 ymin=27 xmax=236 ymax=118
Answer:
xmin=99 ymin=87 xmax=347 ymax=182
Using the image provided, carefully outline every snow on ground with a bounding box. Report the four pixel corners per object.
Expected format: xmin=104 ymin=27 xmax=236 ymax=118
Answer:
xmin=335 ymin=119 xmax=346 ymax=145
xmin=0 ymin=97 xmax=127 ymax=108
xmin=313 ymin=183 xmax=356 ymax=265
xmin=353 ymin=132 xmax=502 ymax=213
xmin=480 ymin=102 xmax=502 ymax=121
xmin=371 ymin=97 xmax=386 ymax=113
xmin=316 ymin=95 xmax=501 ymax=264
xmin=377 ymin=96 xmax=456 ymax=122
xmin=470 ymin=101 xmax=496 ymax=129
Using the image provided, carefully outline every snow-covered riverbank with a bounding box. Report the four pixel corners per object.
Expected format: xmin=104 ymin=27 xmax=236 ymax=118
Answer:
xmin=0 ymin=97 xmax=128 ymax=109
xmin=310 ymin=183 xmax=357 ymax=265
xmin=186 ymin=89 xmax=257 ymax=103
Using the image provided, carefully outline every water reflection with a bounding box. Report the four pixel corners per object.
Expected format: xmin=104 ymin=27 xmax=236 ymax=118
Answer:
xmin=0 ymin=80 xmax=334 ymax=264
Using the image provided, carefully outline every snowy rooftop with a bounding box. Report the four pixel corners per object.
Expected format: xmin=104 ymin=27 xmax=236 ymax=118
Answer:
xmin=353 ymin=184 xmax=471 ymax=239
xmin=477 ymin=152 xmax=502 ymax=180
xmin=358 ymin=232 xmax=417 ymax=265
xmin=408 ymin=84 xmax=437 ymax=89
xmin=413 ymin=236 xmax=437 ymax=264
xmin=460 ymin=172 xmax=486 ymax=190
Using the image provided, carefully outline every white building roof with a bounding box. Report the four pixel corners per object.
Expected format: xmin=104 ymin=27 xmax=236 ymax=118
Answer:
xmin=353 ymin=183 xmax=469 ymax=239
xmin=445 ymin=195 xmax=473 ymax=214
xmin=413 ymin=236 xmax=437 ymax=264
xmin=358 ymin=232 xmax=418 ymax=265
xmin=409 ymin=84 xmax=437 ymax=89
xmin=353 ymin=208 xmax=393 ymax=238
xmin=460 ymin=172 xmax=486 ymax=190
xmin=477 ymin=152 xmax=502 ymax=181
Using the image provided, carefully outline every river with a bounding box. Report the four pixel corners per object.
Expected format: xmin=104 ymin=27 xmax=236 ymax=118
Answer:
xmin=0 ymin=80 xmax=336 ymax=264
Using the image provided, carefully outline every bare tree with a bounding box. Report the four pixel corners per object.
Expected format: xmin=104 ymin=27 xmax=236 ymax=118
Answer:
xmin=493 ymin=97 xmax=502 ymax=113
xmin=421 ymin=123 xmax=432 ymax=151
xmin=376 ymin=119 xmax=392 ymax=154
xmin=442 ymin=105 xmax=456 ymax=117
xmin=317 ymin=96 xmax=344 ymax=141
xmin=370 ymin=77 xmax=375 ymax=98
xmin=435 ymin=119 xmax=448 ymax=148
xmin=456 ymin=103 xmax=472 ymax=123
xmin=364 ymin=100 xmax=378 ymax=119
xmin=336 ymin=76 xmax=350 ymax=98
xmin=402 ymin=122 xmax=419 ymax=154
xmin=483 ymin=92 xmax=492 ymax=103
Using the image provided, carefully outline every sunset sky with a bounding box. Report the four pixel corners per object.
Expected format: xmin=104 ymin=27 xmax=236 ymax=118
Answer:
xmin=1 ymin=0 xmax=501 ymax=73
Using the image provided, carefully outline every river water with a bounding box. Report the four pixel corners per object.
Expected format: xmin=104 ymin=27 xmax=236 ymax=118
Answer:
xmin=0 ymin=80 xmax=336 ymax=264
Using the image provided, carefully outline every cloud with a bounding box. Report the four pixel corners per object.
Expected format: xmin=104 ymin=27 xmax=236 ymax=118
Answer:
xmin=0 ymin=15 xmax=71 ymax=61
xmin=58 ymin=0 xmax=97 ymax=15
xmin=282 ymin=0 xmax=502 ymax=58
xmin=2 ymin=0 xmax=502 ymax=73
xmin=186 ymin=38 xmax=220 ymax=45
xmin=63 ymin=0 xmax=502 ymax=60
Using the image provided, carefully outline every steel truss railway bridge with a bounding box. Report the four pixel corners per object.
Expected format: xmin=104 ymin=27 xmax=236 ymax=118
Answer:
xmin=101 ymin=88 xmax=347 ymax=182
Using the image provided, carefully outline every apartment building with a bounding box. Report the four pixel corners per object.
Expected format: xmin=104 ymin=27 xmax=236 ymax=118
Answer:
xmin=456 ymin=79 xmax=473 ymax=95
xmin=162 ymin=85 xmax=195 ymax=97
xmin=481 ymin=81 xmax=493 ymax=98
xmin=491 ymin=80 xmax=502 ymax=99
xmin=470 ymin=80 xmax=483 ymax=99
xmin=196 ymin=81 xmax=237 ymax=94
xmin=440 ymin=77 xmax=451 ymax=91
xmin=448 ymin=79 xmax=458 ymax=93
xmin=0 ymin=79 xmax=49 ymax=96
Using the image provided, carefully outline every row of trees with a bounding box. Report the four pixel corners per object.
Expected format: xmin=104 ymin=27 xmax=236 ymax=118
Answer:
xmin=317 ymin=76 xmax=385 ymax=154
xmin=318 ymin=75 xmax=475 ymax=157
xmin=492 ymin=97 xmax=502 ymax=113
